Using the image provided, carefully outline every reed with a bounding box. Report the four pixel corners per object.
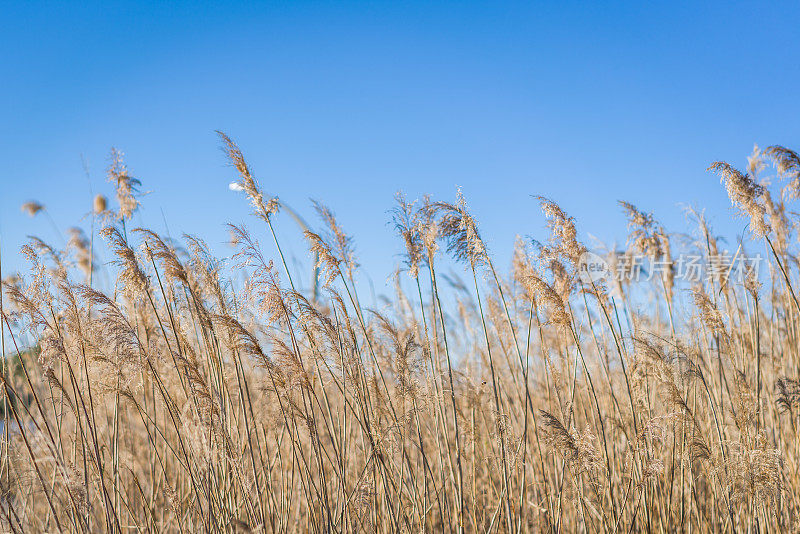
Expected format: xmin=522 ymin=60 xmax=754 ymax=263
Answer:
xmin=1 ymin=139 xmax=798 ymax=533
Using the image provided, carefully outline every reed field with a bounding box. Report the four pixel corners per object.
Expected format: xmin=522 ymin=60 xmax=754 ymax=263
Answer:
xmin=3 ymin=135 xmax=800 ymax=533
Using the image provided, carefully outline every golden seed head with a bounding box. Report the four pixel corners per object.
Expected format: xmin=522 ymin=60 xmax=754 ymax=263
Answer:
xmin=94 ymin=194 xmax=108 ymax=214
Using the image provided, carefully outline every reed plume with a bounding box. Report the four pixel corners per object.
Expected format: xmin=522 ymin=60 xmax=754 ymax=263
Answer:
xmin=2 ymin=140 xmax=798 ymax=534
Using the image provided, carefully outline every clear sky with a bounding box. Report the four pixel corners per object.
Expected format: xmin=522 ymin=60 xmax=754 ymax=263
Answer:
xmin=1 ymin=1 xmax=799 ymax=295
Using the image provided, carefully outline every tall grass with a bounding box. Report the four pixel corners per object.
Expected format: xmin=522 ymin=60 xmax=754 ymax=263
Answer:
xmin=1 ymin=138 xmax=798 ymax=532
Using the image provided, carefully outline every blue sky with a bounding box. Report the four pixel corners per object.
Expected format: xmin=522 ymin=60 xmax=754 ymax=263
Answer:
xmin=1 ymin=1 xmax=799 ymax=295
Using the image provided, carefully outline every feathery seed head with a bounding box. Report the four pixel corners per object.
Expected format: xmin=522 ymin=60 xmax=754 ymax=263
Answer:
xmin=619 ymin=200 xmax=667 ymax=258
xmin=691 ymin=285 xmax=726 ymax=336
xmin=21 ymin=201 xmax=44 ymax=217
xmin=765 ymin=145 xmax=800 ymax=200
xmin=218 ymin=131 xmax=280 ymax=222
xmin=304 ymin=230 xmax=341 ymax=288
xmin=535 ymin=196 xmax=586 ymax=270
xmin=428 ymin=188 xmax=487 ymax=268
xmin=708 ymin=161 xmax=769 ymax=237
xmin=107 ymin=148 xmax=141 ymax=220
xmin=93 ymin=194 xmax=108 ymax=214
xmin=522 ymin=272 xmax=570 ymax=326
xmin=313 ymin=201 xmax=357 ymax=279
xmin=392 ymin=192 xmax=424 ymax=278
xmin=101 ymin=226 xmax=149 ymax=301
